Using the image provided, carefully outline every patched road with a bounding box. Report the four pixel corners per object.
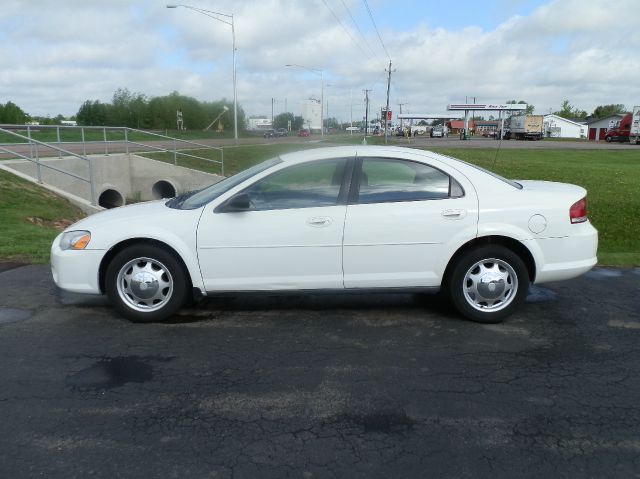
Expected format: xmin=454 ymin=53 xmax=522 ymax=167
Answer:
xmin=1 ymin=265 xmax=639 ymax=478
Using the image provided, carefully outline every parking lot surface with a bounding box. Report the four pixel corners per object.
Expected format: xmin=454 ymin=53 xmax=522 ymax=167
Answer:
xmin=1 ymin=264 xmax=639 ymax=478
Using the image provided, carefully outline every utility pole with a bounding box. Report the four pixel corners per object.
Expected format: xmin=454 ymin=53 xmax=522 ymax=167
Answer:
xmin=350 ymin=88 xmax=353 ymax=135
xmin=271 ymin=97 xmax=275 ymax=127
xmin=384 ymin=60 xmax=395 ymax=144
xmin=363 ymin=89 xmax=372 ymax=145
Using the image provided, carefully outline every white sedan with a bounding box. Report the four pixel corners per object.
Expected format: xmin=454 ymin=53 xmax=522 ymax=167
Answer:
xmin=51 ymin=146 xmax=598 ymax=323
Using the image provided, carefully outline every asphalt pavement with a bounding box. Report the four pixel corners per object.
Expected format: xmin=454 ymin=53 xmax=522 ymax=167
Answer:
xmin=1 ymin=264 xmax=640 ymax=478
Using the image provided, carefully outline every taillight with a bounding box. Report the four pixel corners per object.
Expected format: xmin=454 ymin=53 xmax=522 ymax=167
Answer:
xmin=570 ymin=198 xmax=587 ymax=224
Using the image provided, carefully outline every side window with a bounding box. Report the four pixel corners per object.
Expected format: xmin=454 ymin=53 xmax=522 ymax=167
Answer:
xmin=244 ymin=159 xmax=347 ymax=211
xmin=357 ymin=158 xmax=458 ymax=204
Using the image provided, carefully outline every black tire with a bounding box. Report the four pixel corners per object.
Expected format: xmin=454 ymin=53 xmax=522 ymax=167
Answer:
xmin=605 ymin=136 xmax=612 ymax=142
xmin=447 ymin=245 xmax=529 ymax=323
xmin=105 ymin=244 xmax=189 ymax=323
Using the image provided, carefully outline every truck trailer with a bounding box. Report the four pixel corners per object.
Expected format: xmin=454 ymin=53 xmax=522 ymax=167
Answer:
xmin=504 ymin=114 xmax=544 ymax=140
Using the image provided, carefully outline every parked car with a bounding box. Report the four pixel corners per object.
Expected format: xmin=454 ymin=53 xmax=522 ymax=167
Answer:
xmin=275 ymin=128 xmax=288 ymax=137
xmin=51 ymin=146 xmax=597 ymax=324
xmin=263 ymin=129 xmax=276 ymax=138
xmin=298 ymin=128 xmax=310 ymax=137
xmin=430 ymin=126 xmax=444 ymax=138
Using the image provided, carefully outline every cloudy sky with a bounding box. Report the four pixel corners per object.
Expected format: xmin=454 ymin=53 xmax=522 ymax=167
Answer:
xmin=1 ymin=0 xmax=639 ymax=121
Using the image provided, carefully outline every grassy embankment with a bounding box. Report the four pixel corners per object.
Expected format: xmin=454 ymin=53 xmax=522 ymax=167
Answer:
xmin=0 ymin=169 xmax=85 ymax=263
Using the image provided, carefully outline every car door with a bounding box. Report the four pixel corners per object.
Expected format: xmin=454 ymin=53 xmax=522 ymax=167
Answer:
xmin=197 ymin=158 xmax=352 ymax=291
xmin=342 ymin=156 xmax=478 ymax=288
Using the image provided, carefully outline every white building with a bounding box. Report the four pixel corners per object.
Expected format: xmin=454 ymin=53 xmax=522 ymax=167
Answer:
xmin=586 ymin=114 xmax=626 ymax=141
xmin=301 ymin=99 xmax=321 ymax=131
xmin=543 ymin=114 xmax=587 ymax=139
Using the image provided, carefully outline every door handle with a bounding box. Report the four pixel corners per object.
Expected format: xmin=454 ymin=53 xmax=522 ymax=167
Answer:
xmin=307 ymin=216 xmax=332 ymax=227
xmin=442 ymin=209 xmax=467 ymax=219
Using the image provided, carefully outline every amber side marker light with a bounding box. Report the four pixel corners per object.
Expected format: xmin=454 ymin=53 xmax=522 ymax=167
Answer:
xmin=60 ymin=231 xmax=91 ymax=250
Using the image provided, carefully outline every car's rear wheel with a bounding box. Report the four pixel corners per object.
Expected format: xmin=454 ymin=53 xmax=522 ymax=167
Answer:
xmin=105 ymin=245 xmax=188 ymax=323
xmin=447 ymin=245 xmax=529 ymax=323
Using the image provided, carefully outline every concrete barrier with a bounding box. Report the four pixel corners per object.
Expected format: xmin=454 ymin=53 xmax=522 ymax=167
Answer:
xmin=3 ymin=153 xmax=223 ymax=210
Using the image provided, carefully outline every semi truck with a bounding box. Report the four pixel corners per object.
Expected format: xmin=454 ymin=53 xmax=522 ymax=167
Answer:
xmin=504 ymin=114 xmax=544 ymax=140
xmin=628 ymin=107 xmax=640 ymax=145
xmin=605 ymin=112 xmax=632 ymax=142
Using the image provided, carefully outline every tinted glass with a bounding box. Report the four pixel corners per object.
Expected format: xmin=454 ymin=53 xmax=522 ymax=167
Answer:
xmin=357 ymin=158 xmax=451 ymax=204
xmin=245 ymin=159 xmax=346 ymax=210
xmin=170 ymin=158 xmax=282 ymax=210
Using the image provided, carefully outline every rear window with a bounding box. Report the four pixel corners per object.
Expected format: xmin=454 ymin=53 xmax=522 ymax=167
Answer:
xmin=452 ymin=158 xmax=522 ymax=189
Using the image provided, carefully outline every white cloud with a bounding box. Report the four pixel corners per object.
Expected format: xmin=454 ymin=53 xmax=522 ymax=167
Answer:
xmin=0 ymin=0 xmax=638 ymax=119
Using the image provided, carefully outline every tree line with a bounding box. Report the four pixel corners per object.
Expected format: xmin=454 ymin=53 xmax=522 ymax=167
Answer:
xmin=0 ymin=95 xmax=632 ymax=129
xmin=76 ymin=88 xmax=245 ymax=131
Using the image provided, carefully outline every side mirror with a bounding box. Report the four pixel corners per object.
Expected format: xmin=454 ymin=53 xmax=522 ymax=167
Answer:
xmin=219 ymin=192 xmax=250 ymax=213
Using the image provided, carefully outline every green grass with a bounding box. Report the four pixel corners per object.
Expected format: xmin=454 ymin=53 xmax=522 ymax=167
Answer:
xmin=143 ymin=143 xmax=323 ymax=176
xmin=0 ymin=127 xmax=272 ymax=145
xmin=0 ymin=169 xmax=85 ymax=263
xmin=428 ymin=148 xmax=640 ymax=266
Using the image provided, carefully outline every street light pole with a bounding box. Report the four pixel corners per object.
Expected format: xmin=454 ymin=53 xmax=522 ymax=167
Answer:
xmin=166 ymin=4 xmax=238 ymax=142
xmin=285 ymin=64 xmax=324 ymax=138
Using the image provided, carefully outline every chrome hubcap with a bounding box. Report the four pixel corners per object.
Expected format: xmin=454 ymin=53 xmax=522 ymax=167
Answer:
xmin=116 ymin=257 xmax=173 ymax=312
xmin=463 ymin=258 xmax=518 ymax=312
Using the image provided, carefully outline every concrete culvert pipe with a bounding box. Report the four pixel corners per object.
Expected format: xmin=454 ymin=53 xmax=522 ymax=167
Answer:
xmin=98 ymin=189 xmax=125 ymax=209
xmin=152 ymin=180 xmax=177 ymax=199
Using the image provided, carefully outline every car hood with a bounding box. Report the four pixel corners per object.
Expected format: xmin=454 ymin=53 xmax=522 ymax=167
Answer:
xmin=61 ymin=199 xmax=205 ymax=251
xmin=65 ymin=200 xmax=172 ymax=232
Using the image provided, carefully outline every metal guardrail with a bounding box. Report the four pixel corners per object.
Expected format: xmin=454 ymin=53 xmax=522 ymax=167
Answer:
xmin=0 ymin=126 xmax=97 ymax=204
xmin=0 ymin=124 xmax=225 ymax=175
xmin=0 ymin=125 xmax=226 ymax=206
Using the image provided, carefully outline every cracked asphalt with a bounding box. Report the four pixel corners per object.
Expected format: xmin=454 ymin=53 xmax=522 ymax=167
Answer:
xmin=1 ymin=264 xmax=640 ymax=478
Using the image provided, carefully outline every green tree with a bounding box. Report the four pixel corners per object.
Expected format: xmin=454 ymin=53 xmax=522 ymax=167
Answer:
xmin=76 ymin=100 xmax=108 ymax=126
xmin=591 ymin=104 xmax=626 ymax=119
xmin=0 ymin=101 xmax=29 ymax=124
xmin=554 ymin=100 xmax=587 ymax=119
xmin=292 ymin=116 xmax=304 ymax=130
xmin=273 ymin=112 xmax=294 ymax=130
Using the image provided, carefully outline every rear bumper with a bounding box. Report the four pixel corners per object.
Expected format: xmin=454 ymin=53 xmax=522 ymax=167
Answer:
xmin=50 ymin=233 xmax=105 ymax=294
xmin=533 ymin=222 xmax=598 ymax=284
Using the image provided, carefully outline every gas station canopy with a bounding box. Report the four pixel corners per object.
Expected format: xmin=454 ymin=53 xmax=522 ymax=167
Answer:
xmin=448 ymin=103 xmax=527 ymax=111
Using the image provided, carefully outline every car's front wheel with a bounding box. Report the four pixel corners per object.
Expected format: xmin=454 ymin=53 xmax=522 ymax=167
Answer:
xmin=447 ymin=245 xmax=529 ymax=323
xmin=105 ymin=245 xmax=188 ymax=322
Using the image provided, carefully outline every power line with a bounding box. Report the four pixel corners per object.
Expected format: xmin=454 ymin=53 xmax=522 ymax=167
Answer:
xmin=338 ymin=0 xmax=382 ymax=63
xmin=320 ymin=0 xmax=373 ymax=60
xmin=362 ymin=0 xmax=390 ymax=60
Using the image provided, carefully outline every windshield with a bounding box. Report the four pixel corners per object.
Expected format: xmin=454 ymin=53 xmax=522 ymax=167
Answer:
xmin=167 ymin=157 xmax=282 ymax=210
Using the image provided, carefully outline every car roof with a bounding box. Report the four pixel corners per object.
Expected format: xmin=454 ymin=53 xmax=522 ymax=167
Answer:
xmin=276 ymin=145 xmax=512 ymax=190
xmin=278 ymin=145 xmax=441 ymax=164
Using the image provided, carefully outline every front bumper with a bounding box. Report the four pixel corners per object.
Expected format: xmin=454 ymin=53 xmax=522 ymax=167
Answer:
xmin=50 ymin=233 xmax=105 ymax=294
